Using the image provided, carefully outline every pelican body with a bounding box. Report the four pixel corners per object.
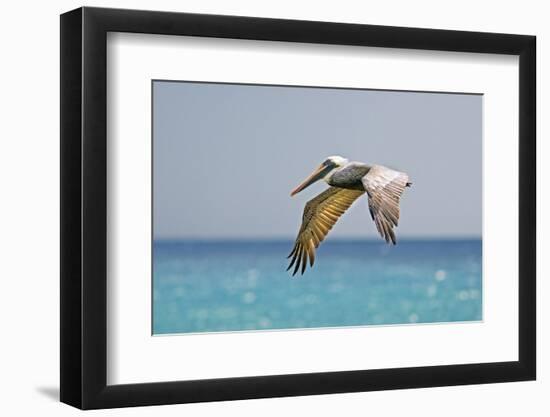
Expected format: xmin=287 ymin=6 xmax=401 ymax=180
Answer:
xmin=288 ymin=155 xmax=411 ymax=276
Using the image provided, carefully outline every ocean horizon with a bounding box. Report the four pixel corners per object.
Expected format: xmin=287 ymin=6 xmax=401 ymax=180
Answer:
xmin=153 ymin=238 xmax=482 ymax=335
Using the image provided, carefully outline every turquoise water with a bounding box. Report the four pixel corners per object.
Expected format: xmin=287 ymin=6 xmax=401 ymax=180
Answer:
xmin=153 ymin=240 xmax=482 ymax=334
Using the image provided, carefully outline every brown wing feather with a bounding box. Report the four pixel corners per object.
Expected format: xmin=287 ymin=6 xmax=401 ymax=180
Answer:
xmin=287 ymin=187 xmax=364 ymax=276
xmin=362 ymin=165 xmax=409 ymax=245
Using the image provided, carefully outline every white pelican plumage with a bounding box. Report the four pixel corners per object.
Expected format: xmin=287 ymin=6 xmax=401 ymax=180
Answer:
xmin=287 ymin=155 xmax=412 ymax=275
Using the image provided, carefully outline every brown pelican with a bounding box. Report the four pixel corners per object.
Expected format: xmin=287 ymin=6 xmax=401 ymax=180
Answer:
xmin=287 ymin=155 xmax=411 ymax=275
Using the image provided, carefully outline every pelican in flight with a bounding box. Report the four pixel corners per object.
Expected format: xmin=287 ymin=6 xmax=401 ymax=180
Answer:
xmin=287 ymin=155 xmax=411 ymax=275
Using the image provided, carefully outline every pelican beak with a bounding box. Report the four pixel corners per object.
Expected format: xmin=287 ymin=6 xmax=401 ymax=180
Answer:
xmin=291 ymin=164 xmax=331 ymax=196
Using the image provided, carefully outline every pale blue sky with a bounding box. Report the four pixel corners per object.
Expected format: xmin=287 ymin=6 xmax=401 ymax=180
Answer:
xmin=153 ymin=81 xmax=481 ymax=239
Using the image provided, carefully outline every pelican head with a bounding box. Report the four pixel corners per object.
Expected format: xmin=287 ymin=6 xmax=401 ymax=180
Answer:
xmin=291 ymin=155 xmax=349 ymax=196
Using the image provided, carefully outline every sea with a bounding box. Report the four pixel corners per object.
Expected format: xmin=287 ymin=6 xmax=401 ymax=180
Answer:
xmin=152 ymin=239 xmax=482 ymax=335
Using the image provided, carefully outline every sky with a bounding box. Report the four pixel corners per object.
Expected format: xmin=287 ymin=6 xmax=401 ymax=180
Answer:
xmin=153 ymin=81 xmax=482 ymax=240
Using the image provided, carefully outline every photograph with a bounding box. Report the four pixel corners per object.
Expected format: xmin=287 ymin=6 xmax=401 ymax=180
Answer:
xmin=152 ymin=80 xmax=483 ymax=335
xmin=53 ymin=3 xmax=538 ymax=412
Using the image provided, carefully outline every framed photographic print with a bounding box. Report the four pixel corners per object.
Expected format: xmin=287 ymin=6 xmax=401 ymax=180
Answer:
xmin=60 ymin=6 xmax=536 ymax=409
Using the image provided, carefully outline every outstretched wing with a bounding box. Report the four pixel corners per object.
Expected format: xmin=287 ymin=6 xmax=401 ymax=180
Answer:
xmin=362 ymin=165 xmax=409 ymax=245
xmin=287 ymin=187 xmax=364 ymax=275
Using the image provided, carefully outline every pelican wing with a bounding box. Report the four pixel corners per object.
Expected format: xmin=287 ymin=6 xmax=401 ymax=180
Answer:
xmin=362 ymin=165 xmax=409 ymax=244
xmin=287 ymin=187 xmax=364 ymax=275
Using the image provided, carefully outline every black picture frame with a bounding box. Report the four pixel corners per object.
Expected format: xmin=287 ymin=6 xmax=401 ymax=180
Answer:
xmin=60 ymin=6 xmax=536 ymax=410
